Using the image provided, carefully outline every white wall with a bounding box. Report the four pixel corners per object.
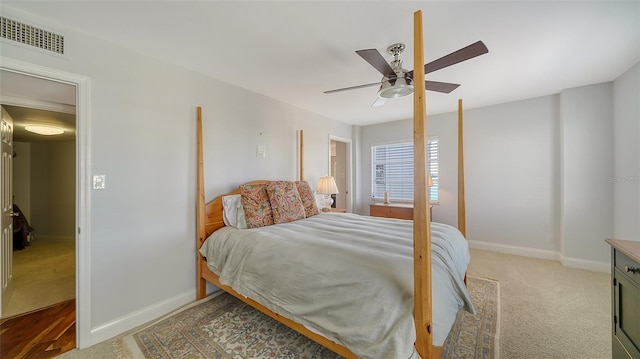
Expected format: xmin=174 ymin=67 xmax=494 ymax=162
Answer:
xmin=613 ymin=63 xmax=640 ymax=241
xmin=1 ymin=7 xmax=352 ymax=346
xmin=465 ymin=97 xmax=561 ymax=252
xmin=360 ymin=95 xmax=560 ymax=254
xmin=560 ymin=83 xmax=613 ymax=266
xmin=360 ymin=79 xmax=631 ymax=271
xmin=29 ymin=141 xmax=76 ymax=238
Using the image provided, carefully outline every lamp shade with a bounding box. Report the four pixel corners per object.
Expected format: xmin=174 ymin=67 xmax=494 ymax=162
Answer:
xmin=317 ymin=176 xmax=339 ymax=195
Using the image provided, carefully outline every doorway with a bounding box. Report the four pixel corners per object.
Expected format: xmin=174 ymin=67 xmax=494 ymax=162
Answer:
xmin=2 ymin=103 xmax=76 ymax=318
xmin=329 ymin=136 xmax=352 ymax=212
xmin=0 ymin=61 xmax=90 ymax=349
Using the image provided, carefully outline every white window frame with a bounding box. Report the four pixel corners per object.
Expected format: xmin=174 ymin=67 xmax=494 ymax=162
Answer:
xmin=371 ymin=137 xmax=439 ymax=203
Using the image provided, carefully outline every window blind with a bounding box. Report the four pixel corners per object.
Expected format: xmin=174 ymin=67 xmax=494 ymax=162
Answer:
xmin=371 ymin=139 xmax=439 ymax=202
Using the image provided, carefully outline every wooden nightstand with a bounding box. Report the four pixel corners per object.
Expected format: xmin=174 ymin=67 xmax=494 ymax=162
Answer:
xmin=369 ymin=203 xmax=433 ymax=220
xmin=330 ymin=208 xmax=346 ymax=213
xmin=369 ymin=203 xmax=413 ymax=220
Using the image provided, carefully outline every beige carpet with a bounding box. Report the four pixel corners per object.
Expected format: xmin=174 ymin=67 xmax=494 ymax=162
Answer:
xmin=467 ymin=249 xmax=610 ymax=359
xmin=114 ymin=277 xmax=498 ymax=359
xmin=2 ymin=236 xmax=75 ymax=318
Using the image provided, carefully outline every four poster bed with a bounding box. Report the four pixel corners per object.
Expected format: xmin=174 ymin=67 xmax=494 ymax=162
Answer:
xmin=196 ymin=11 xmax=477 ymax=359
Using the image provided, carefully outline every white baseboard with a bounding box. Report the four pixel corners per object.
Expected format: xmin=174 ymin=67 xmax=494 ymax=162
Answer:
xmin=468 ymin=239 xmax=560 ymax=261
xmin=559 ymin=255 xmax=610 ymax=273
xmin=88 ymin=290 xmax=195 ymax=346
xmin=468 ymin=239 xmax=609 ymax=273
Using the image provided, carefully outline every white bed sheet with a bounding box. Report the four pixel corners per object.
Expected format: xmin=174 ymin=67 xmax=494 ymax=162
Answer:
xmin=199 ymin=212 xmax=474 ymax=359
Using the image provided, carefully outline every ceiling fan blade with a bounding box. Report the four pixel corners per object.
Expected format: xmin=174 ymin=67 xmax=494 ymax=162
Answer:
xmin=324 ymin=81 xmax=381 ymax=94
xmin=356 ymin=49 xmax=397 ymax=78
xmin=425 ymin=41 xmax=488 ymax=74
xmin=371 ymin=97 xmax=386 ymax=107
xmin=407 ymin=41 xmax=489 ymax=78
xmin=425 ymin=81 xmax=460 ymax=93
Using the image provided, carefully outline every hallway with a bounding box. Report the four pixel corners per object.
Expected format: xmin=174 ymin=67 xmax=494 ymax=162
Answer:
xmin=4 ymin=237 xmax=75 ymax=318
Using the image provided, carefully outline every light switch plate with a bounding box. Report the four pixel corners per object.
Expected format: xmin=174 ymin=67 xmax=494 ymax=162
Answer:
xmin=93 ymin=175 xmax=105 ymax=189
xmin=256 ymin=145 xmax=266 ymax=158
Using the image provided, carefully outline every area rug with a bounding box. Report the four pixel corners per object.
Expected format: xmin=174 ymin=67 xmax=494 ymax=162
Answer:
xmin=442 ymin=277 xmax=500 ymax=359
xmin=116 ymin=277 xmax=499 ymax=359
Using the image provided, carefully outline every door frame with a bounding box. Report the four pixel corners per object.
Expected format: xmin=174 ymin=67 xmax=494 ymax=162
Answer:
xmin=328 ymin=135 xmax=352 ymax=213
xmin=0 ymin=56 xmax=91 ymax=349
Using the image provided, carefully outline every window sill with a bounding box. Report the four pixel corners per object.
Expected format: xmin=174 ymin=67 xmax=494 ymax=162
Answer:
xmin=371 ymin=199 xmax=439 ymax=205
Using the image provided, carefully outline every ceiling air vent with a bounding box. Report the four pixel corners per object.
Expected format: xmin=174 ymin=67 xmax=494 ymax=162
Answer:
xmin=1 ymin=16 xmax=64 ymax=55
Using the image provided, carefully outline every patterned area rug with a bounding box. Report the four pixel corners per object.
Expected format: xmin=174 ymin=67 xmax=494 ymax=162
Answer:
xmin=116 ymin=277 xmax=499 ymax=359
xmin=442 ymin=277 xmax=500 ymax=359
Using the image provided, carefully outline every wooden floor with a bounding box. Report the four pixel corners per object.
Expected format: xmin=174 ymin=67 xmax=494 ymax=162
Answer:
xmin=0 ymin=299 xmax=76 ymax=359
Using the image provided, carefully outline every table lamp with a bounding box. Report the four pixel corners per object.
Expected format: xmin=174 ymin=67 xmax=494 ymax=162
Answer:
xmin=317 ymin=176 xmax=339 ymax=212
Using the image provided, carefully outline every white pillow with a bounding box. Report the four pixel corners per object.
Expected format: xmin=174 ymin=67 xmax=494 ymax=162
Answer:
xmin=235 ymin=203 xmax=247 ymax=229
xmin=222 ymin=194 xmax=247 ymax=229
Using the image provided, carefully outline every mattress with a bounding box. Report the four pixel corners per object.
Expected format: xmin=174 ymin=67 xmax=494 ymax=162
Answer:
xmin=199 ymin=212 xmax=474 ymax=359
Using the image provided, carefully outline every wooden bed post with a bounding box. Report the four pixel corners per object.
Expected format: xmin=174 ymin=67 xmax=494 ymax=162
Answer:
xmin=458 ymin=99 xmax=467 ymax=237
xmin=196 ymin=107 xmax=207 ymax=300
xmin=299 ymin=129 xmax=304 ymax=181
xmin=413 ymin=10 xmax=434 ymax=359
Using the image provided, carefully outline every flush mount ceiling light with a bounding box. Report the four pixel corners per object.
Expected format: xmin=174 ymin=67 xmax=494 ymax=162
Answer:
xmin=25 ymin=125 xmax=64 ymax=135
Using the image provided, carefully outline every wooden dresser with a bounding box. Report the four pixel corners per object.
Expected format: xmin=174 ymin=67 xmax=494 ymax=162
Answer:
xmin=370 ymin=203 xmax=413 ymax=220
xmin=606 ymin=238 xmax=640 ymax=359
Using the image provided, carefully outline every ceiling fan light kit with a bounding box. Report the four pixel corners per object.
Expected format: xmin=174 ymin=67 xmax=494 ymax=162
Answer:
xmin=378 ymin=43 xmax=414 ymax=99
xmin=378 ymin=77 xmax=414 ymax=99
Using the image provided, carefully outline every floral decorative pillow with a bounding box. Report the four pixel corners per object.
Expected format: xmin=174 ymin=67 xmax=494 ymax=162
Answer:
xmin=240 ymin=183 xmax=274 ymax=228
xmin=296 ymin=180 xmax=320 ymax=217
xmin=267 ymin=181 xmax=306 ymax=224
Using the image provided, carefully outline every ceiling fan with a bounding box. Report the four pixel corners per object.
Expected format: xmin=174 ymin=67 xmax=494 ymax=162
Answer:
xmin=324 ymin=41 xmax=489 ymax=106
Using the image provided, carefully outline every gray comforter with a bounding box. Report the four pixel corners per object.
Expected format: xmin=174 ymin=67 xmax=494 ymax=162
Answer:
xmin=199 ymin=212 xmax=474 ymax=359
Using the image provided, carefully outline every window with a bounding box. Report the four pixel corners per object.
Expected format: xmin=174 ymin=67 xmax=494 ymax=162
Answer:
xmin=371 ymin=138 xmax=439 ymax=202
